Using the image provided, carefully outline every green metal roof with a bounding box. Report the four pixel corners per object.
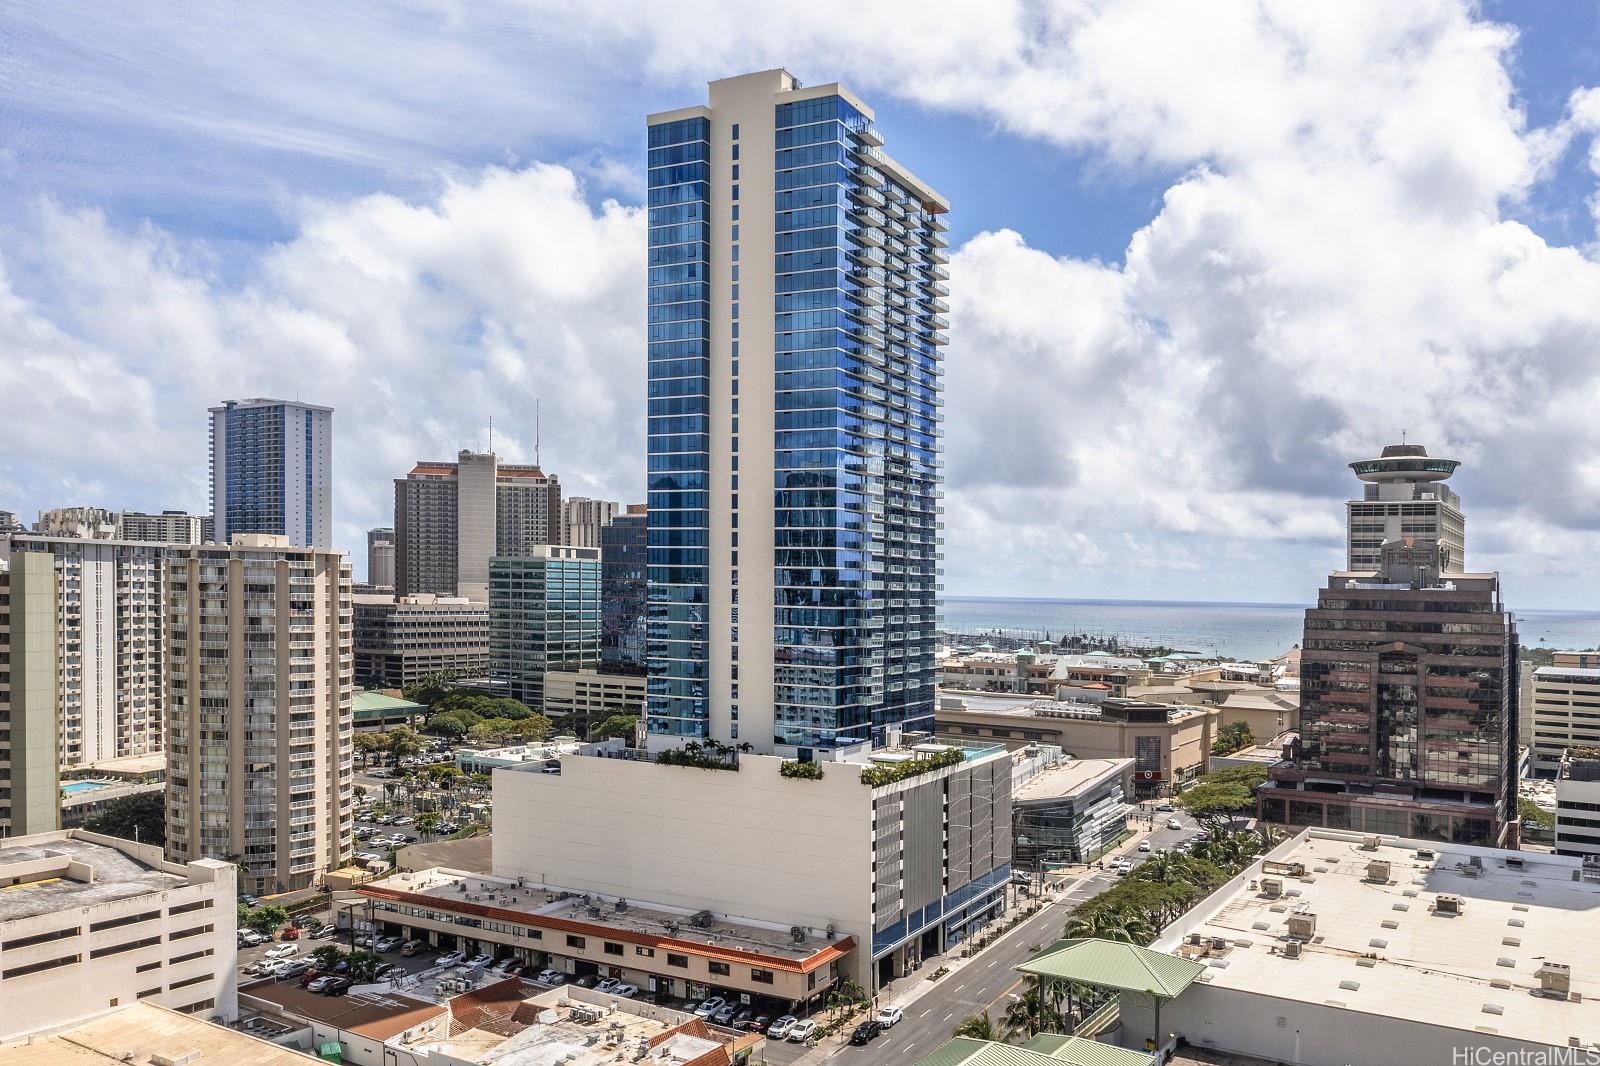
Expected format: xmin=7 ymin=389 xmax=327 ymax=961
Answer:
xmin=915 ymin=1036 xmax=1151 ymax=1066
xmin=1016 ymin=939 xmax=1204 ymax=999
xmin=354 ymin=691 xmax=425 ymax=713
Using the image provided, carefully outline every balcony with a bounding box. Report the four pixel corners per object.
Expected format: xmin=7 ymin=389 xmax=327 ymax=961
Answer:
xmin=851 ymin=185 xmax=885 ymax=209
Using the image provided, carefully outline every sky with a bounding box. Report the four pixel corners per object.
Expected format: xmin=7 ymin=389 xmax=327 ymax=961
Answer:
xmin=4 ymin=2 xmax=1600 ymax=608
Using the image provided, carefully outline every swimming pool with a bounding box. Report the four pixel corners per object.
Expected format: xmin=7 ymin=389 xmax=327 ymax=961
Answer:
xmin=61 ymin=780 xmax=112 ymax=795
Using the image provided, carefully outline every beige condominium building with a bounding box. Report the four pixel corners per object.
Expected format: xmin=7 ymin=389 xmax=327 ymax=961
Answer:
xmin=0 ymin=830 xmax=239 ymax=1037
xmin=560 ymin=497 xmax=620 ymax=549
xmin=1 ymin=534 xmax=167 ymax=771
xmin=0 ymin=552 xmax=61 ymax=835
xmin=936 ymin=692 xmax=1217 ymax=796
xmin=1530 ymin=664 xmax=1600 ymax=775
xmin=394 ymin=451 xmax=561 ymax=602
xmin=540 ymin=667 xmax=646 ymax=738
xmin=164 ymin=534 xmax=354 ymax=894
xmin=114 ymin=510 xmax=213 ymax=545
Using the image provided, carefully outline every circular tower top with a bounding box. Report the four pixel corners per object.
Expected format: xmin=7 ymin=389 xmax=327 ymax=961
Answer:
xmin=1349 ymin=443 xmax=1460 ymax=483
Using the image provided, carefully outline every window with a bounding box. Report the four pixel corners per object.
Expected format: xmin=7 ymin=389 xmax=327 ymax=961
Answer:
xmin=709 ymin=961 xmax=731 ymax=976
xmin=636 ymin=946 xmax=655 ymax=957
xmin=525 ymin=929 xmax=543 ymax=940
xmin=604 ymin=942 xmax=624 ymax=956
xmin=136 ymin=960 xmax=163 ymax=973
xmin=3 ymin=953 xmax=80 ymax=980
xmin=168 ymin=899 xmax=213 ymax=916
xmin=91 ymin=935 xmax=162 ymax=959
xmin=3 ymin=926 xmax=79 ymax=950
xmin=90 ymin=910 xmax=161 ymax=933
xmin=169 ymin=924 xmax=213 ymax=941
xmin=171 ymin=948 xmax=213 ymax=965
xmin=136 ymin=987 xmax=162 ymax=1000
xmin=169 ymin=973 xmax=210 ymax=991
xmin=667 ymin=953 xmax=689 ymax=968
xmin=566 ymin=935 xmax=586 ymax=949
xmin=751 ymin=968 xmax=774 ymax=984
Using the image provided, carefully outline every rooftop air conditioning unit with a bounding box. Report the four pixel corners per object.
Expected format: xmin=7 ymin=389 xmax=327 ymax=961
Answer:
xmin=1261 ymin=877 xmax=1284 ymax=899
xmin=1435 ymin=895 xmax=1465 ymax=916
xmin=1287 ymin=913 xmax=1317 ymax=940
xmin=1283 ymin=940 xmax=1303 ymax=959
xmin=1366 ymin=860 xmax=1392 ymax=883
xmin=1361 ymin=835 xmax=1382 ymax=852
xmin=1415 ymin=848 xmax=1436 ymax=860
xmin=1505 ymin=856 xmax=1525 ymax=870
xmin=1537 ymin=963 xmax=1572 ymax=997
xmin=1188 ymin=933 xmax=1203 ymax=946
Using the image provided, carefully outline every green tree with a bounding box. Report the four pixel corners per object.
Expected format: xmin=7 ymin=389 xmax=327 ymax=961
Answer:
xmin=240 ymin=903 xmax=290 ymax=934
xmin=424 ymin=764 xmax=463 ymax=789
xmin=1519 ymin=797 xmax=1553 ymax=831
xmin=1210 ymin=720 xmax=1254 ymax=756
xmin=385 ymin=725 xmax=425 ymax=767
xmin=402 ymin=670 xmax=464 ymax=707
xmin=1179 ymin=764 xmax=1267 ymax=828
xmin=951 ymin=1012 xmax=996 ymax=1040
xmin=591 ymin=714 xmax=639 ymax=742
xmin=416 ymin=811 xmax=443 ymax=838
xmin=81 ymin=792 xmax=166 ymax=846
xmin=425 ymin=709 xmax=478 ymax=739
xmin=1003 ymin=987 xmax=1065 ymax=1040
xmin=354 ymin=731 xmax=389 ymax=767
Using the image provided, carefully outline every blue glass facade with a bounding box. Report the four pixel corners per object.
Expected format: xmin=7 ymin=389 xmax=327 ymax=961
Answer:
xmin=770 ymin=96 xmax=945 ymax=748
xmin=220 ymin=403 xmax=288 ymax=539
xmin=645 ymin=117 xmax=713 ymax=738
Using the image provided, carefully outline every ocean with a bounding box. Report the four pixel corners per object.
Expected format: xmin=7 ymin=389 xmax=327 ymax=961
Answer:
xmin=940 ymin=596 xmax=1600 ymax=662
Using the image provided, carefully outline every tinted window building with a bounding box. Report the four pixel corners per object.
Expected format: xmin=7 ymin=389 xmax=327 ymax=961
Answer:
xmin=209 ymin=398 xmax=333 ymax=548
xmin=488 ymin=547 xmax=601 ymax=707
xmin=600 ymin=505 xmax=647 ymax=666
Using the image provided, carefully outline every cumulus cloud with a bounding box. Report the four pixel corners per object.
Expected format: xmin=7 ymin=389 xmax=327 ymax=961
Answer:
xmin=6 ymin=1 xmax=1600 ymax=606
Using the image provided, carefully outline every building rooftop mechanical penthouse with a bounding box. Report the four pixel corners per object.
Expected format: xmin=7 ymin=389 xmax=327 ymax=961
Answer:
xmin=1346 ymin=442 xmax=1465 ymax=573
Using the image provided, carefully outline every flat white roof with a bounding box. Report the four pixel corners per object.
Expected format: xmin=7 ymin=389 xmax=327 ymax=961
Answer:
xmin=1159 ymin=830 xmax=1600 ymax=1049
xmin=1013 ymin=758 xmax=1131 ymax=803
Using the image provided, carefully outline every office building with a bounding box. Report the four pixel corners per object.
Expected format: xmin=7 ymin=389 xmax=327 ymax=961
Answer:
xmin=115 ymin=510 xmax=212 ymax=545
xmin=0 ymin=552 xmax=60 ymax=835
xmin=1530 ymin=665 xmax=1600 ymax=774
xmin=1554 ymin=651 xmax=1600 ymax=670
xmin=599 ymin=504 xmax=647 ymax=666
xmin=1553 ymin=748 xmax=1600 ymax=859
xmin=366 ymin=527 xmax=395 ymax=588
xmin=209 ymin=398 xmax=333 ymax=548
xmin=1 ymin=534 xmax=167 ymax=768
xmin=540 ymin=667 xmax=646 ymax=737
xmin=560 ymin=497 xmax=618 ymax=549
xmin=352 ymin=592 xmax=489 ymax=689
xmin=941 ymin=647 xmax=1152 ymax=697
xmin=487 ymin=547 xmax=600 ymax=707
xmin=936 ymin=692 xmax=1216 ymax=796
xmin=1112 ymin=828 xmax=1600 ymax=1064
xmin=1346 ymin=442 xmax=1465 ymax=572
xmin=645 ymin=69 xmax=948 ymax=751
xmin=0 ymin=830 xmax=238 ymax=1035
xmin=1011 ymin=756 xmax=1134 ymax=868
xmin=393 ymin=451 xmax=561 ymax=601
xmin=1261 ymin=536 xmax=1519 ymax=846
xmin=164 ymin=534 xmax=353 ymax=893
xmin=34 ymin=506 xmax=115 ymax=539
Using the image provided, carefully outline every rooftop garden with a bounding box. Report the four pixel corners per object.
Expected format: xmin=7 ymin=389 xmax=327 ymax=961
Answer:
xmin=859 ymin=746 xmax=963 ymax=787
xmin=655 ymin=740 xmax=741 ymax=771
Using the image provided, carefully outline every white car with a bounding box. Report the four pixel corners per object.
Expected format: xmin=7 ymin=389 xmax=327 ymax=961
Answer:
xmin=693 ymin=998 xmax=725 ymax=1018
xmin=875 ymin=1006 xmax=903 ymax=1028
xmin=1167 ymin=818 xmax=1183 ymax=830
xmin=787 ymin=1020 xmax=817 ymax=1043
xmin=465 ymin=954 xmax=494 ymax=969
xmin=264 ymin=944 xmax=298 ymax=960
xmin=596 ymin=977 xmax=621 ymax=993
xmin=1138 ymin=840 xmax=1152 ymax=852
xmin=768 ymin=1016 xmax=798 ymax=1040
xmin=612 ymin=983 xmax=639 ymax=998
xmin=436 ymin=950 xmax=467 ymax=967
xmin=534 ymin=969 xmax=565 ymax=985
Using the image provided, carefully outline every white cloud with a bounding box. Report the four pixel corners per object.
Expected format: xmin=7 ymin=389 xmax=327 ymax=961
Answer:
xmin=6 ymin=1 xmax=1600 ymax=607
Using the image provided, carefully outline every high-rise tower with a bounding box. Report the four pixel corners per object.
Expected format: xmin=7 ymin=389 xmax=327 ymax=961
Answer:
xmin=1346 ymin=443 xmax=1464 ymax=572
xmin=645 ymin=70 xmax=948 ymax=753
xmin=209 ymin=398 xmax=333 ymax=548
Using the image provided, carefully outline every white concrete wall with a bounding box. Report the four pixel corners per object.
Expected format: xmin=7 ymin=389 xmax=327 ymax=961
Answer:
xmin=492 ymin=753 xmax=874 ymax=965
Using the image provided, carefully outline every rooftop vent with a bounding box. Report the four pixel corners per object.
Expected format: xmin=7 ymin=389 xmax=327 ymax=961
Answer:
xmin=1287 ymin=913 xmax=1318 ymax=940
xmin=1283 ymin=940 xmax=1302 ymax=959
xmin=1537 ymin=963 xmax=1573 ymax=998
xmin=1435 ymin=895 xmax=1465 ymax=917
xmin=1365 ymin=860 xmax=1391 ymax=883
xmin=1361 ymin=835 xmax=1382 ymax=852
xmin=1261 ymin=877 xmax=1284 ymax=899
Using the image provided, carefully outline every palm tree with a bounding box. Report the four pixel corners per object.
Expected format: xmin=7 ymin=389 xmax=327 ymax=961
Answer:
xmin=1064 ymin=906 xmax=1153 ymax=944
xmin=416 ymin=811 xmax=442 ymax=839
xmin=952 ymin=1012 xmax=996 ymax=1040
xmin=1002 ymin=988 xmax=1064 ymax=1040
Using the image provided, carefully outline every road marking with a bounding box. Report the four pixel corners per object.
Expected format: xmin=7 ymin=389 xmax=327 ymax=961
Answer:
xmin=943 ymin=1012 xmax=953 ymax=1021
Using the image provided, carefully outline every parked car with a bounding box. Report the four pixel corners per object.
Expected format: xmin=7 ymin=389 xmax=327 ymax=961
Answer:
xmin=374 ymin=935 xmax=403 ymax=953
xmin=747 ymin=1015 xmax=771 ymax=1033
xmin=390 ymin=815 xmax=413 ymax=825
xmin=306 ymin=975 xmax=341 ymax=992
xmin=314 ymin=926 xmax=339 ymax=939
xmin=768 ymin=1016 xmax=798 ymax=1040
xmin=534 ymin=969 xmax=566 ymax=985
xmin=436 ymin=950 xmax=467 ymax=968
xmin=240 ymin=894 xmax=260 ymax=907
xmin=274 ymin=960 xmax=312 ymax=979
xmin=1138 ymin=840 xmax=1152 ymax=852
xmin=400 ymin=940 xmax=429 ymax=956
xmin=596 ymin=977 xmax=620 ymax=993
xmin=731 ymin=1008 xmax=755 ymax=1029
xmin=319 ymin=977 xmax=353 ymax=997
xmin=693 ymin=998 xmax=724 ymax=1018
xmin=265 ymin=944 xmax=299 ymax=960
xmin=875 ymin=1006 xmax=903 ymax=1028
xmin=786 ymin=1020 xmax=817 ymax=1043
xmin=491 ymin=959 xmax=526 ymax=977
xmin=465 ymin=954 xmax=494 ymax=969
xmin=238 ymin=929 xmax=266 ymax=947
xmin=280 ymin=925 xmax=301 ymax=939
xmin=354 ymin=933 xmax=375 ymax=948
xmin=612 ymin=983 xmax=639 ymax=998
xmin=849 ymin=1020 xmax=883 ymax=1045
xmin=373 ymin=963 xmax=403 ymax=980
xmin=712 ymin=1005 xmax=737 ymax=1027
xmin=574 ymin=974 xmax=600 ymax=989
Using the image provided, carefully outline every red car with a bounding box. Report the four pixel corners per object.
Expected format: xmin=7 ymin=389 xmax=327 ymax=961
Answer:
xmin=280 ymin=926 xmax=300 ymax=940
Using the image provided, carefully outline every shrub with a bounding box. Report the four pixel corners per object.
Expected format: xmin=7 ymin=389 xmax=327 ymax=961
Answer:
xmin=859 ymin=746 xmax=963 ymax=787
xmin=655 ymin=741 xmax=739 ymax=771
xmin=779 ymin=759 xmax=824 ymax=780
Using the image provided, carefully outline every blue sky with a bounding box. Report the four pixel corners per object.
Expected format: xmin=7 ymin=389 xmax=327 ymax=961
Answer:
xmin=4 ymin=2 xmax=1600 ymax=610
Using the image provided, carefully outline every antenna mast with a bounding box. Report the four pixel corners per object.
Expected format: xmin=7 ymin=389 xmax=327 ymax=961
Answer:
xmin=536 ymin=399 xmax=541 ymax=468
xmin=488 ymin=415 xmax=494 ymax=454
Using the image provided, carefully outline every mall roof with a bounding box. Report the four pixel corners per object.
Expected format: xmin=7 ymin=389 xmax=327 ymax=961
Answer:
xmin=916 ymin=1035 xmax=1152 ymax=1066
xmin=1155 ymin=829 xmax=1600 ymax=1049
xmin=1013 ymin=759 xmax=1132 ymax=804
xmin=1018 ymin=939 xmax=1205 ymax=999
